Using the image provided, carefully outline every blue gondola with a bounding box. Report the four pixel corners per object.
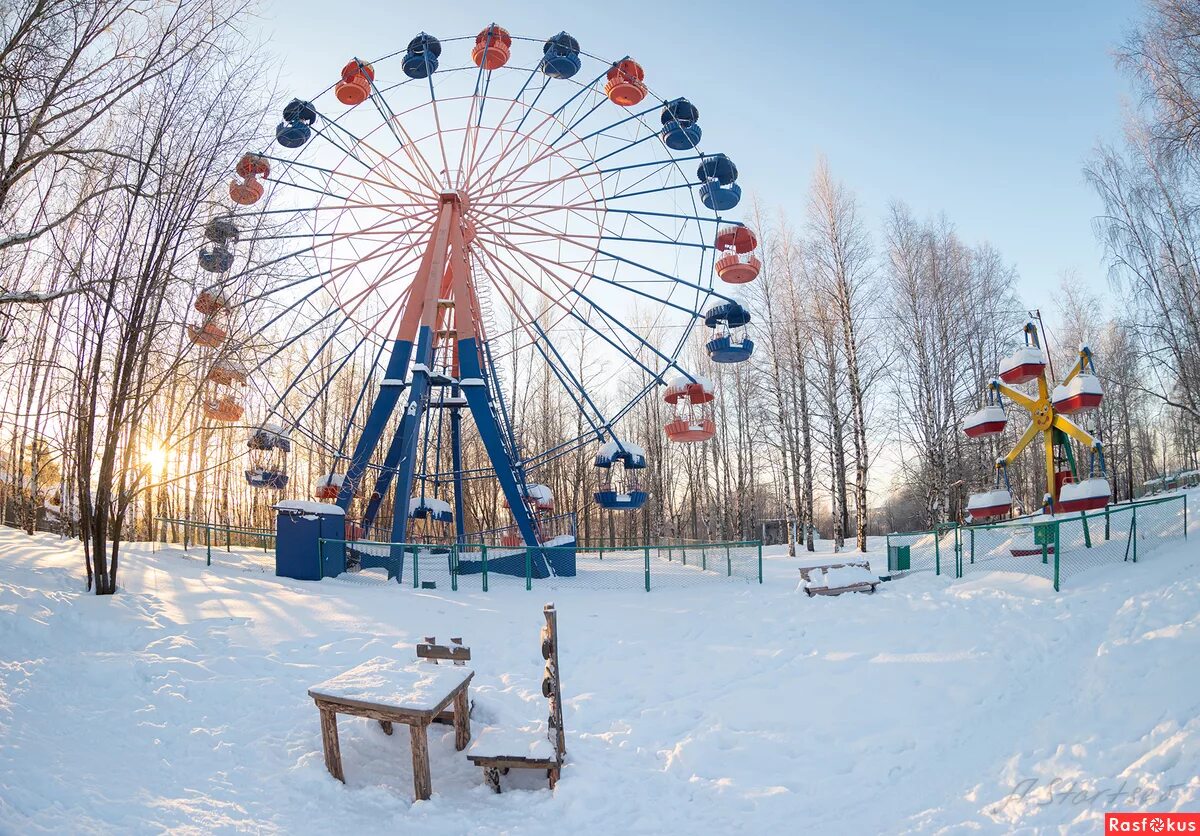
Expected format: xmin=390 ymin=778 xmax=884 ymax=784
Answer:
xmin=700 ymin=181 xmax=741 ymax=210
xmin=704 ymin=301 xmax=754 ymax=363
xmin=660 ymin=98 xmax=701 ymax=150
xmin=248 ymin=426 xmax=292 ymax=453
xmin=276 ymin=98 xmax=316 ymax=148
xmin=706 ymin=334 xmax=755 ymax=363
xmin=245 ymin=469 xmax=289 ymax=490
xmin=403 ymin=33 xmax=441 ymax=79
xmin=542 ymin=31 xmax=581 ymax=79
xmin=205 ymin=217 xmax=239 ymax=243
xmin=198 ymin=244 xmax=234 ymax=273
xmin=594 ymin=440 xmax=648 ymax=510
xmin=697 ymin=154 xmax=740 ymax=209
xmin=409 ymin=497 xmax=453 ymax=522
xmin=697 ymin=153 xmax=738 ymax=185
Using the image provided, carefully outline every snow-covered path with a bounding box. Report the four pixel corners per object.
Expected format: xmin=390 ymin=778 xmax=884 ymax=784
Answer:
xmin=1 ymin=520 xmax=1199 ymax=834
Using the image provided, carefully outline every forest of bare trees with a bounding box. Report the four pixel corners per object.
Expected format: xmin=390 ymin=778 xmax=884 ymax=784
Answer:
xmin=3 ymin=0 xmax=1200 ymax=595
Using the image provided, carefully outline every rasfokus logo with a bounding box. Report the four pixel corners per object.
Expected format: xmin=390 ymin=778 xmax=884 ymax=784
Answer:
xmin=1107 ymin=813 xmax=1200 ymax=832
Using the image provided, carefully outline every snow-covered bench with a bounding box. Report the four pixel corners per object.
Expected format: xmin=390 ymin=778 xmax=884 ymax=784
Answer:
xmin=799 ymin=561 xmax=880 ymax=597
xmin=467 ymin=603 xmax=565 ymax=791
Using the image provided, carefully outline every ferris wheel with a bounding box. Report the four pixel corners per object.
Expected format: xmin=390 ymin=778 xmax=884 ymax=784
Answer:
xmin=185 ymin=26 xmax=761 ymax=563
xmin=962 ymin=321 xmax=1111 ymax=523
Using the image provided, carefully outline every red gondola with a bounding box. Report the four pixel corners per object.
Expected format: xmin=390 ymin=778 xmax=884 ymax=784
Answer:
xmin=471 ymin=25 xmax=511 ymax=70
xmin=605 ymin=59 xmax=647 ymax=106
xmin=1052 ymin=374 xmax=1103 ymax=416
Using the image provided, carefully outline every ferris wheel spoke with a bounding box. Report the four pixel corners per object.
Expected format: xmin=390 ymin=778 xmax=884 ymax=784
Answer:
xmin=477 ymin=98 xmax=659 ymax=199
xmin=464 ymin=71 xmax=548 ymax=190
xmin=473 ymin=235 xmax=666 ymax=380
xmin=468 ymin=65 xmax=611 ymax=196
xmin=265 ymin=153 xmax=429 ymax=206
xmin=470 ymin=252 xmax=612 ymax=436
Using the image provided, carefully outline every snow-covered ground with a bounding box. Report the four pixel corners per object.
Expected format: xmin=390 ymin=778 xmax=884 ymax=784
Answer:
xmin=1 ymin=507 xmax=1199 ymax=834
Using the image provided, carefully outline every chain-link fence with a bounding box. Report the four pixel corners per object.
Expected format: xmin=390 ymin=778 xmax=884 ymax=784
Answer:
xmin=886 ymin=494 xmax=1190 ymax=590
xmin=154 ymin=517 xmax=276 ymax=572
xmin=885 ymin=524 xmax=960 ymax=576
xmin=153 ymin=518 xmax=761 ymax=592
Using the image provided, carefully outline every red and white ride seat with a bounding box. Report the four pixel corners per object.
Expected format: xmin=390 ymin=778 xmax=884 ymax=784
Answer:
xmin=1051 ymin=374 xmax=1104 ymax=415
xmin=1056 ymin=477 xmax=1110 ymax=513
xmin=998 ymin=346 xmax=1047 ymax=384
xmin=314 ymin=472 xmax=345 ymax=500
xmin=715 ymin=252 xmax=761 ymax=283
xmin=966 ymin=489 xmax=1012 ymax=522
xmin=962 ymin=405 xmax=1007 ymax=438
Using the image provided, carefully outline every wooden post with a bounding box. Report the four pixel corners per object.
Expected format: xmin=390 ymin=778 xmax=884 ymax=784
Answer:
xmin=318 ymin=705 xmax=344 ymax=782
xmin=409 ymin=723 xmax=432 ymax=800
xmin=453 ymin=687 xmax=470 ymax=750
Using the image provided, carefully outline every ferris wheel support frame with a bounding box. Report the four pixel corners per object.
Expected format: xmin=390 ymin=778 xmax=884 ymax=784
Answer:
xmin=334 ymin=191 xmax=542 ymax=554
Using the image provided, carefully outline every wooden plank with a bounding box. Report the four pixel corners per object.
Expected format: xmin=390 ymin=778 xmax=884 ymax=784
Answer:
xmin=409 ymin=723 xmax=432 ymax=801
xmin=318 ymin=704 xmax=344 ymax=783
xmin=544 ymin=604 xmax=566 ymax=759
xmin=416 ymin=644 xmax=473 ymax=663
xmin=468 ymin=754 xmax=559 ymax=768
xmin=453 ymin=686 xmax=471 ymax=751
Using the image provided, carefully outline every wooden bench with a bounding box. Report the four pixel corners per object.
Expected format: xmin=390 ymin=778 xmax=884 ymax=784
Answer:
xmin=799 ymin=561 xmax=880 ymax=597
xmin=308 ymin=657 xmax=473 ymax=801
xmin=467 ymin=603 xmax=566 ymax=792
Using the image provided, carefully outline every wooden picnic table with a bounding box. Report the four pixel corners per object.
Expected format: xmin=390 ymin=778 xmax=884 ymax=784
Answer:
xmin=308 ymin=656 xmax=474 ymax=800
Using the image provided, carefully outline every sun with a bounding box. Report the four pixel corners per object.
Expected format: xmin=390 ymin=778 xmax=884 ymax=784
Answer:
xmin=143 ymin=443 xmax=167 ymax=475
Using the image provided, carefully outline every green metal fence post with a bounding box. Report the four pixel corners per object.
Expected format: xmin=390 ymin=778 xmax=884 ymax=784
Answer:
xmin=1105 ymin=505 xmax=1111 ymax=541
xmin=183 ymin=521 xmax=190 ymax=551
xmin=727 ymin=546 xmax=733 ymax=577
xmin=643 ymin=547 xmax=651 ymax=592
xmin=1184 ymin=494 xmax=1189 ymax=540
xmin=205 ymin=523 xmax=212 ymax=566
xmin=412 ymin=546 xmax=420 ymax=589
xmin=970 ymin=527 xmax=975 ymax=565
xmin=955 ymin=527 xmax=962 ymax=578
xmin=525 ymin=548 xmax=532 ymax=591
xmin=701 ymin=547 xmax=707 ymax=572
xmin=757 ymin=542 xmax=763 ymax=584
xmin=934 ymin=532 xmax=941 ymax=576
xmin=482 ymin=545 xmax=489 ymax=593
xmin=1053 ymin=523 xmax=1061 ymax=592
xmin=1080 ymin=510 xmax=1092 ymax=549
xmin=1132 ymin=509 xmax=1138 ymax=563
xmin=226 ymin=523 xmax=231 ymax=552
xmin=451 ymin=545 xmax=458 ymax=592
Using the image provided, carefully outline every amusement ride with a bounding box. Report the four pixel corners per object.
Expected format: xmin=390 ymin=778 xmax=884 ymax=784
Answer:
xmin=962 ymin=321 xmax=1111 ymax=523
xmin=184 ymin=26 xmax=761 ymax=573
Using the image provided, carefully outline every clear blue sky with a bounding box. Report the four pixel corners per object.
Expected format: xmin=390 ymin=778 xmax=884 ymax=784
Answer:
xmin=265 ymin=0 xmax=1141 ymax=312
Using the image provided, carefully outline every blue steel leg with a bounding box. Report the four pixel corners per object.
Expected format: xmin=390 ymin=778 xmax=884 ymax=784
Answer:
xmin=457 ymin=337 xmax=547 ymax=575
xmin=450 ymin=392 xmax=466 ymax=545
xmin=360 ymin=421 xmax=408 ymax=531
xmin=387 ymin=325 xmax=437 ymax=548
xmin=336 ymin=338 xmax=414 ymax=510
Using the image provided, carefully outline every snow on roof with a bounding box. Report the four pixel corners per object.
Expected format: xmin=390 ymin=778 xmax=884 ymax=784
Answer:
xmin=963 ymin=405 xmax=1006 ymax=427
xmin=274 ymin=500 xmax=345 ymax=516
xmin=1053 ymin=374 xmax=1104 ymax=402
xmin=525 ymin=483 xmax=553 ymax=501
xmin=409 ymin=496 xmax=452 ymax=514
xmin=998 ymin=346 xmax=1045 ymax=373
xmin=598 ymin=439 xmax=646 ymax=459
xmin=315 ymin=473 xmax=344 ymax=488
xmin=967 ymin=489 xmax=1012 ymax=510
xmin=1060 ymin=478 xmax=1110 ymax=501
xmin=667 ymin=372 xmax=712 ymax=391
